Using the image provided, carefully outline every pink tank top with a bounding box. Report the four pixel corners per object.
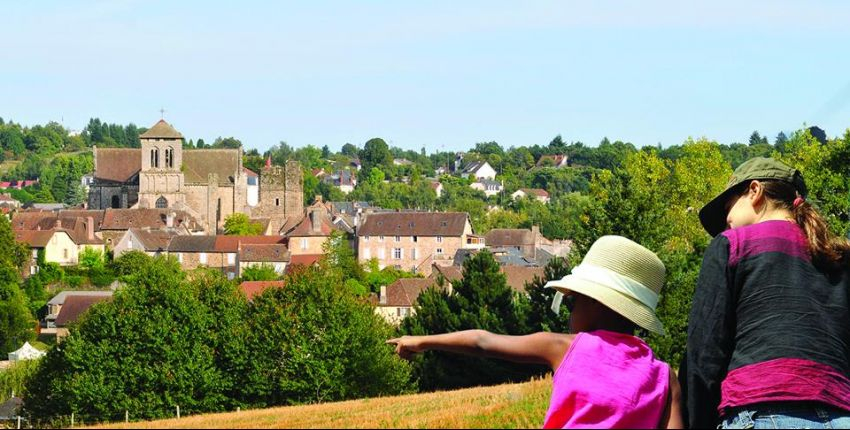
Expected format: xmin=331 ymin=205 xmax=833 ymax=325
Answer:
xmin=542 ymin=330 xmax=669 ymax=429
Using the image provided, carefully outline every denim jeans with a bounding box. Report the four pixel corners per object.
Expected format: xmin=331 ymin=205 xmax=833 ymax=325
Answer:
xmin=720 ymin=403 xmax=850 ymax=429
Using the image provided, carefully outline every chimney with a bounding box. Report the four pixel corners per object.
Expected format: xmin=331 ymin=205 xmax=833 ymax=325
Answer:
xmin=310 ymin=209 xmax=321 ymax=233
xmin=379 ymin=285 xmax=387 ymax=305
xmin=86 ymin=216 xmax=94 ymax=240
xmin=166 ymin=211 xmax=175 ymax=228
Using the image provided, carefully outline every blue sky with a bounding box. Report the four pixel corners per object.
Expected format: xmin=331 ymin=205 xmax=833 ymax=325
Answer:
xmin=2 ymin=1 xmax=850 ymax=153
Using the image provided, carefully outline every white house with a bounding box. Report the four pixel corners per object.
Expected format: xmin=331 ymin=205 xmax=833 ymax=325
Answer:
xmin=460 ymin=161 xmax=497 ymax=180
xmin=470 ymin=179 xmax=503 ymax=197
xmin=512 ymin=188 xmax=550 ymax=204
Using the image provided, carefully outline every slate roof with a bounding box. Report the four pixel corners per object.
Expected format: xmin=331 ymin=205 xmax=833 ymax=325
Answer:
xmin=182 ymin=149 xmax=240 ymax=185
xmin=379 ymin=278 xmax=436 ymax=307
xmin=167 ymin=235 xmax=217 ymax=252
xmin=55 ymin=294 xmax=112 ymax=326
xmin=239 ymin=244 xmax=290 ymax=262
xmin=461 ymin=160 xmax=489 ymax=174
xmin=93 ymin=148 xmax=142 ymax=183
xmin=239 ymin=280 xmax=286 ymax=301
xmin=47 ymin=291 xmax=114 ymax=306
xmin=357 ymin=212 xmax=469 ymax=237
xmin=139 ymin=119 xmax=184 ymax=139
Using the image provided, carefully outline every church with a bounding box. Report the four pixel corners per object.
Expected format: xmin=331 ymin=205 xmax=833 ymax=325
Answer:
xmin=87 ymin=119 xmax=303 ymax=234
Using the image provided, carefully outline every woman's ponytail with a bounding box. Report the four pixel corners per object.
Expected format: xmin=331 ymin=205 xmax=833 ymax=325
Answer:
xmin=762 ymin=181 xmax=850 ymax=270
xmin=793 ymin=199 xmax=850 ymax=269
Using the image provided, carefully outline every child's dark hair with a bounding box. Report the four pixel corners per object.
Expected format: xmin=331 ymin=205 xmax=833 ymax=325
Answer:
xmin=755 ymin=180 xmax=850 ymax=270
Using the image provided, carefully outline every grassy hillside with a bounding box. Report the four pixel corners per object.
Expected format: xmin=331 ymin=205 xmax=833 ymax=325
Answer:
xmin=87 ymin=376 xmax=552 ymax=429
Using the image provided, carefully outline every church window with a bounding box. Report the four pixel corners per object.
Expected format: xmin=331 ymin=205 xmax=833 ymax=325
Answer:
xmin=151 ymin=148 xmax=160 ymax=168
xmin=165 ymin=147 xmax=174 ymax=168
xmin=156 ymin=196 xmax=168 ymax=208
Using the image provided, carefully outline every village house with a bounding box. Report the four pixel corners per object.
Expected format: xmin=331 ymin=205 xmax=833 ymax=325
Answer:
xmin=356 ymin=211 xmax=483 ymax=276
xmin=484 ymin=226 xmax=571 ymax=261
xmin=44 ymin=291 xmax=113 ymax=330
xmin=98 ymin=208 xmax=202 ymax=246
xmin=284 ymin=196 xmax=350 ymax=258
xmin=374 ymin=278 xmax=437 ymax=325
xmin=460 ymin=160 xmax=497 ymax=180
xmin=536 ymin=154 xmax=569 ymax=168
xmin=0 ymin=193 xmax=21 ymax=213
xmin=511 ymin=188 xmax=550 ymax=204
xmin=238 ymin=243 xmax=290 ymax=277
xmin=112 ymin=228 xmax=179 ymax=258
xmin=322 ymin=170 xmax=356 ymax=194
xmin=470 ymin=179 xmax=503 ymax=197
xmin=430 ymin=181 xmax=443 ymax=198
xmin=167 ymin=235 xmax=286 ymax=279
xmin=14 ymin=216 xmax=105 ymax=272
xmin=54 ymin=293 xmax=113 ymax=340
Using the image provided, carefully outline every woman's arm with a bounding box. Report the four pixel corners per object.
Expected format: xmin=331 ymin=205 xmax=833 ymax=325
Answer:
xmin=387 ymin=330 xmax=573 ymax=370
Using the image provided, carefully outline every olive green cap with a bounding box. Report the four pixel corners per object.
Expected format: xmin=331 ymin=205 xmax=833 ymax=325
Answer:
xmin=698 ymin=157 xmax=807 ymax=236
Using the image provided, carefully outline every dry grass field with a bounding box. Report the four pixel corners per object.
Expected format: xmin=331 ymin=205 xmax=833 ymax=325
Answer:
xmin=86 ymin=376 xmax=552 ymax=429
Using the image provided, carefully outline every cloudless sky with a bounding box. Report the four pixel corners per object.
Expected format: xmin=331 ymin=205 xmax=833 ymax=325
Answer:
xmin=2 ymin=1 xmax=850 ymax=153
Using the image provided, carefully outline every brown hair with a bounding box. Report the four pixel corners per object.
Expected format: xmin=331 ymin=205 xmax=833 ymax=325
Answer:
xmin=757 ymin=180 xmax=850 ymax=270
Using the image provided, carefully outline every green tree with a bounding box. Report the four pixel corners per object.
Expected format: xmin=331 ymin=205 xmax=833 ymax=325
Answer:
xmin=358 ymin=138 xmax=392 ymax=174
xmin=243 ymin=264 xmax=414 ymax=406
xmin=212 ymin=137 xmax=242 ymax=148
xmin=341 ymin=143 xmax=358 ymax=157
xmin=223 ymin=213 xmax=264 ymax=235
xmin=109 ymin=250 xmax=153 ymax=280
xmin=240 ymin=264 xmax=279 ymax=282
xmin=522 ymin=256 xmax=571 ymax=333
xmin=402 ymin=251 xmax=543 ymax=390
xmin=24 ymin=256 xmax=237 ymax=422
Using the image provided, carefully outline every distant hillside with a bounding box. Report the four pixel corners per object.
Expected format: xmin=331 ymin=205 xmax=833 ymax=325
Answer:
xmin=87 ymin=377 xmax=551 ymax=429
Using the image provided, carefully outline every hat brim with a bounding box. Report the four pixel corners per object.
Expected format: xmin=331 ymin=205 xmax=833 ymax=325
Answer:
xmin=545 ymin=277 xmax=665 ymax=335
xmin=699 ymin=185 xmax=740 ymax=237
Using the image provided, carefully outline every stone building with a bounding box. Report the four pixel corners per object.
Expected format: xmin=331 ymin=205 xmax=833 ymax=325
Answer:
xmin=88 ymin=120 xmax=303 ymax=233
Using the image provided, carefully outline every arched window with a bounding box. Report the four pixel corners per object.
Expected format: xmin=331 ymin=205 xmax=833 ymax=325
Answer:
xmin=156 ymin=196 xmax=168 ymax=208
xmin=165 ymin=147 xmax=174 ymax=168
xmin=151 ymin=148 xmax=160 ymax=168
xmin=111 ymin=195 xmax=120 ymax=208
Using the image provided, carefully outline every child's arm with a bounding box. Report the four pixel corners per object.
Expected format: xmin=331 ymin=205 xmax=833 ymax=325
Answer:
xmin=659 ymin=366 xmax=684 ymax=429
xmin=387 ymin=330 xmax=573 ymax=370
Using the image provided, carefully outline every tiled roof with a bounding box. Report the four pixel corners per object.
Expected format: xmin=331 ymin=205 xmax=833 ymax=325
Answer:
xmin=94 ymin=148 xmax=142 ymax=183
xmin=357 ymin=212 xmax=469 ymax=237
xmin=289 ymin=254 xmax=322 ymax=267
xmin=101 ymin=209 xmax=200 ymax=231
xmin=501 ymin=266 xmax=545 ymax=293
xmin=139 ymin=119 xmax=183 ymax=139
xmin=243 ymin=167 xmax=258 ymax=177
xmin=55 ymin=294 xmax=112 ymax=327
xmin=239 ymin=280 xmax=285 ymax=300
xmin=430 ymin=264 xmax=463 ymax=283
xmin=14 ymin=230 xmax=55 ymax=248
xmin=182 ymin=149 xmax=240 ymax=185
xmin=167 ymin=235 xmax=217 ymax=252
xmin=518 ymin=188 xmax=549 ymax=198
xmin=285 ymin=211 xmax=336 ymax=237
xmin=214 ymin=235 xmax=286 ymax=252
xmin=128 ymin=228 xmax=178 ymax=252
xmin=239 ymin=244 xmax=290 ymax=262
xmin=0 ymin=194 xmax=18 ymax=202
xmin=485 ymin=228 xmax=535 ymax=247
xmin=536 ymin=154 xmax=567 ymax=167
xmin=379 ymin=278 xmax=435 ymax=307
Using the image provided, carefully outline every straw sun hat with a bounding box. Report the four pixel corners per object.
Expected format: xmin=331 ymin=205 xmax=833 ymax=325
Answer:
xmin=544 ymin=235 xmax=667 ymax=335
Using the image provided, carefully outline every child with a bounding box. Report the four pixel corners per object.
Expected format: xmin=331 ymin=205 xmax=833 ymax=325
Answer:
xmin=388 ymin=235 xmax=683 ymax=429
xmin=684 ymin=157 xmax=850 ymax=428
